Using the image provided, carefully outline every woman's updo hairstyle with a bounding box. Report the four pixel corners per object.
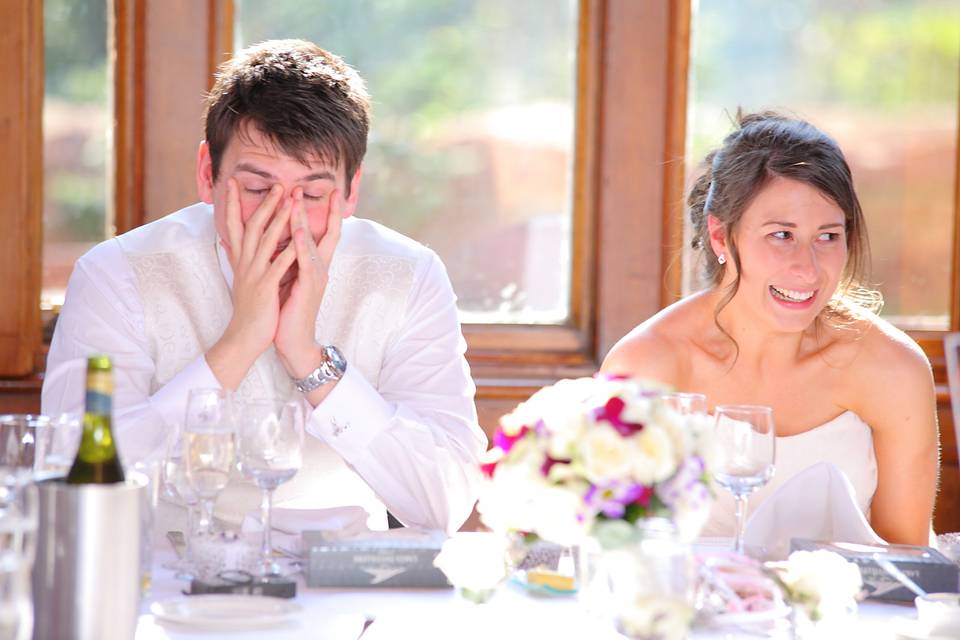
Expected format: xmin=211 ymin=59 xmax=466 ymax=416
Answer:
xmin=689 ymin=110 xmax=879 ymax=324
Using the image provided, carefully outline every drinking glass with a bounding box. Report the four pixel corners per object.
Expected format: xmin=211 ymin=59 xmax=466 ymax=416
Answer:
xmin=236 ymin=399 xmax=304 ymax=576
xmin=183 ymin=389 xmax=236 ymax=537
xmin=36 ymin=413 xmax=81 ymax=475
xmin=161 ymin=423 xmax=200 ymax=575
xmin=0 ymin=483 xmax=37 ymax=640
xmin=0 ymin=550 xmax=32 ymax=640
xmin=661 ymin=392 xmax=708 ymax=416
xmin=713 ymin=405 xmax=775 ymax=555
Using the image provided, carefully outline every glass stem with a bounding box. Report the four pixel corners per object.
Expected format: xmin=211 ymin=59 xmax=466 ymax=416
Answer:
xmin=260 ymin=487 xmax=275 ymax=574
xmin=185 ymin=502 xmax=198 ymax=559
xmin=198 ymin=497 xmax=215 ymax=536
xmin=734 ymin=494 xmax=749 ymax=555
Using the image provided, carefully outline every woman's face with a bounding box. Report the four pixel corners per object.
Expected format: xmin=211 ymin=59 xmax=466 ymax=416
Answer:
xmin=718 ymin=175 xmax=849 ymax=333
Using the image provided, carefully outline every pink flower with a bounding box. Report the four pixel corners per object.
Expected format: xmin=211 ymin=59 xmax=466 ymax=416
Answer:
xmin=540 ymin=454 xmax=571 ymax=477
xmin=586 ymin=481 xmax=653 ymax=518
xmin=493 ymin=425 xmax=529 ymax=453
xmin=591 ymin=396 xmax=645 ymax=437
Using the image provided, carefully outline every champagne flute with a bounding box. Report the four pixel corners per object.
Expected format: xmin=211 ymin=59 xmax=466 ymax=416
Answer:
xmin=713 ymin=405 xmax=775 ymax=555
xmin=661 ymin=392 xmax=708 ymax=416
xmin=183 ymin=389 xmax=236 ymax=538
xmin=237 ymin=399 xmax=304 ymax=576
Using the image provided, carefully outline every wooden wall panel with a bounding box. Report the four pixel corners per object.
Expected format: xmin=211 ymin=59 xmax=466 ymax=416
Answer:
xmin=594 ymin=1 xmax=679 ymax=358
xmin=142 ymin=0 xmax=210 ymax=221
xmin=0 ymin=1 xmax=42 ymax=377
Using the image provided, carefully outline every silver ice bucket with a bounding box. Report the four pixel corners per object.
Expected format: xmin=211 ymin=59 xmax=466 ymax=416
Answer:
xmin=32 ymin=473 xmax=147 ymax=640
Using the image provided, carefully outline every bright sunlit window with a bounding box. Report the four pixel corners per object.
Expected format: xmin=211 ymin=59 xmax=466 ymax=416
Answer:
xmin=234 ymin=0 xmax=580 ymax=324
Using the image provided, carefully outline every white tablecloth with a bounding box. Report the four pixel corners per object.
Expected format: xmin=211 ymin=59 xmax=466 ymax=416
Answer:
xmin=135 ymin=548 xmax=917 ymax=640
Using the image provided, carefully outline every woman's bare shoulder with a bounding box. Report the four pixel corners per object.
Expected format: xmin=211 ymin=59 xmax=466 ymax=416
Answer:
xmin=840 ymin=311 xmax=935 ymax=426
xmin=601 ymin=293 xmax=714 ymax=386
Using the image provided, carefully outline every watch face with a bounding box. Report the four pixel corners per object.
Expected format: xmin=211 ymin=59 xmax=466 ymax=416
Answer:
xmin=325 ymin=346 xmax=347 ymax=375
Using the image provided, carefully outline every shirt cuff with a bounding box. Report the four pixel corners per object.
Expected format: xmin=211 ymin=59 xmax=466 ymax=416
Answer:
xmin=148 ymin=355 xmax=222 ymax=429
xmin=306 ymin=366 xmax=393 ymax=460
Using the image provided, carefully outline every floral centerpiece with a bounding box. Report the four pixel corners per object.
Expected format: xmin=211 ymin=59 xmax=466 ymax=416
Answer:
xmin=476 ymin=375 xmax=715 ymax=546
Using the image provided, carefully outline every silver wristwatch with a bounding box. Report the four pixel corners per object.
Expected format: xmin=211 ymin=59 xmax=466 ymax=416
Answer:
xmin=293 ymin=345 xmax=347 ymax=393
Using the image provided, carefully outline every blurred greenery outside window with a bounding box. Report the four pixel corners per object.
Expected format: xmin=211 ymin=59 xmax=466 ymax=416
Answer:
xmin=42 ymin=0 xmax=112 ymax=311
xmin=686 ymin=0 xmax=960 ymax=330
xmin=235 ymin=0 xmax=579 ymax=325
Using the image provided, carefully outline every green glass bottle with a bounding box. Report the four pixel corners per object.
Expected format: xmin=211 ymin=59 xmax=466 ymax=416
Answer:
xmin=66 ymin=354 xmax=125 ymax=484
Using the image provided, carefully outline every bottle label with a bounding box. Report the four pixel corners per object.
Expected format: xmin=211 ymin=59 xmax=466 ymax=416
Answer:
xmin=85 ymin=370 xmax=112 ymax=416
xmin=85 ymin=390 xmax=112 ymax=417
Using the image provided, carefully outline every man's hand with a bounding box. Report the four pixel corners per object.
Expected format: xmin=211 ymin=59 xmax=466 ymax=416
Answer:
xmin=275 ymin=187 xmax=343 ymax=380
xmin=207 ymin=180 xmax=296 ymax=390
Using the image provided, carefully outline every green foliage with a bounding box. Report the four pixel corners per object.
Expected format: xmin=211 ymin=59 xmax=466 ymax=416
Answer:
xmin=44 ymin=0 xmax=108 ymax=103
xmin=235 ymin=0 xmax=576 ymax=235
xmin=45 ymin=173 xmax=107 ymax=242
xmin=693 ymin=0 xmax=960 ymax=112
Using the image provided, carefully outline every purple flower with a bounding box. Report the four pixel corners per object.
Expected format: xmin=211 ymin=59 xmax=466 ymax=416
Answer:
xmin=586 ymin=481 xmax=652 ymax=518
xmin=656 ymin=456 xmax=706 ymax=507
xmin=590 ymin=396 xmax=645 ymax=437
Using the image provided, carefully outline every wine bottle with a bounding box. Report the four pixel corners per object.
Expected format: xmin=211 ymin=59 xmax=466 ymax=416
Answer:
xmin=66 ymin=354 xmax=125 ymax=484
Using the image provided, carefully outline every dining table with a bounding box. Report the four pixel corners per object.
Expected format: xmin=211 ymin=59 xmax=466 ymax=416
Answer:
xmin=134 ymin=545 xmax=925 ymax=640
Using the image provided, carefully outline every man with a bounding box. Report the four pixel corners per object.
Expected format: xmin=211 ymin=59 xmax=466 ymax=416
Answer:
xmin=42 ymin=39 xmax=486 ymax=532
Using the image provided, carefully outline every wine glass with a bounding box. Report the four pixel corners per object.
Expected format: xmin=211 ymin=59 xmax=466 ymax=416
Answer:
xmin=236 ymin=399 xmax=304 ymax=576
xmin=183 ymin=389 xmax=236 ymax=538
xmin=712 ymin=405 xmax=775 ymax=555
xmin=161 ymin=422 xmax=200 ymax=575
xmin=661 ymin=392 xmax=708 ymax=416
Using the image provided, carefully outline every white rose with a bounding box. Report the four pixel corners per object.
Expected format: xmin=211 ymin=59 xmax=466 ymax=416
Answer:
xmin=433 ymin=532 xmax=508 ymax=591
xmin=530 ymin=485 xmax=590 ymax=547
xmin=581 ymin=424 xmax=634 ymax=484
xmin=477 ymin=458 xmax=544 ymax=534
xmin=779 ymin=550 xmax=862 ymax=620
xmin=629 ymin=424 xmax=677 ymax=485
xmin=617 ymin=395 xmax=653 ymax=425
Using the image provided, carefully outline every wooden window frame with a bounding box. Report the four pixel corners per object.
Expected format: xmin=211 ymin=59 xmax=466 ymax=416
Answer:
xmin=2 ymin=2 xmax=959 ymax=530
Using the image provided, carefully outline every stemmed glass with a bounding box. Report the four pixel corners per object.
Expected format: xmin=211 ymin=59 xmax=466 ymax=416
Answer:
xmin=236 ymin=399 xmax=304 ymax=576
xmin=713 ymin=405 xmax=775 ymax=555
xmin=183 ymin=389 xmax=236 ymax=538
xmin=661 ymin=392 xmax=708 ymax=416
xmin=161 ymin=422 xmax=200 ymax=575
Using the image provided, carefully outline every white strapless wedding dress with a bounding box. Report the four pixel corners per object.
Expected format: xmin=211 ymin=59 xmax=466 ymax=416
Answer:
xmin=700 ymin=411 xmax=878 ymax=538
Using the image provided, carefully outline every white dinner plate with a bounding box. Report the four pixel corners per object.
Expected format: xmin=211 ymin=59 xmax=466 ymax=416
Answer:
xmin=150 ymin=594 xmax=302 ymax=629
xmin=891 ymin=615 xmax=960 ymax=640
xmin=702 ymin=603 xmax=792 ymax=628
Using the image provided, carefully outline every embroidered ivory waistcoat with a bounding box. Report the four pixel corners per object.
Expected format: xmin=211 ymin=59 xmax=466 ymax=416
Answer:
xmin=117 ymin=203 xmax=417 ymax=526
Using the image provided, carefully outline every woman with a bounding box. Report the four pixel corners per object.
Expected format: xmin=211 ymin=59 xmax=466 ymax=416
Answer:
xmin=602 ymin=112 xmax=938 ymax=545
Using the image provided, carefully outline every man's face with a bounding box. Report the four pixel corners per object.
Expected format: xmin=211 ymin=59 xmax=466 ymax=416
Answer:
xmin=197 ymin=123 xmax=360 ymax=268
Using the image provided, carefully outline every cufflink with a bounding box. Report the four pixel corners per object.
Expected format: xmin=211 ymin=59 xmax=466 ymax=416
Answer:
xmin=331 ymin=417 xmax=350 ymax=437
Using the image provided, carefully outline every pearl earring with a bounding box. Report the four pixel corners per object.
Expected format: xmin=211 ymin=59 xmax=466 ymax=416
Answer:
xmin=717 ymin=254 xmax=726 ymax=265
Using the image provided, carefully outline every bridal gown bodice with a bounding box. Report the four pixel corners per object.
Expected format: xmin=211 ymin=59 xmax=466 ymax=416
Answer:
xmin=701 ymin=410 xmax=878 ymax=538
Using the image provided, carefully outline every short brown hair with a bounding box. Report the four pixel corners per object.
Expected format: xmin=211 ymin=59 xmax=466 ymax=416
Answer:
xmin=204 ymin=39 xmax=370 ymax=196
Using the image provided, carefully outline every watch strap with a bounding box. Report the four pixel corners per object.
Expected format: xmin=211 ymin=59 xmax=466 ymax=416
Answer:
xmin=293 ymin=346 xmax=347 ymax=393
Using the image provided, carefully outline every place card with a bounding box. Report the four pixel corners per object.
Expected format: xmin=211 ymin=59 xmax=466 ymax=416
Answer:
xmin=302 ymin=529 xmax=451 ymax=589
xmin=791 ymin=538 xmax=960 ymax=602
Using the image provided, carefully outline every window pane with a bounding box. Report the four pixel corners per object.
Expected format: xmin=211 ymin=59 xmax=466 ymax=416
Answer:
xmin=43 ymin=0 xmax=112 ymax=309
xmin=234 ymin=1 xmax=578 ymax=324
xmin=686 ymin=0 xmax=959 ymax=330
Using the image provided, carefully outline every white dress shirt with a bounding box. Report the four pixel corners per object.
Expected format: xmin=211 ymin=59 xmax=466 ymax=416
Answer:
xmin=42 ymin=203 xmax=487 ymax=533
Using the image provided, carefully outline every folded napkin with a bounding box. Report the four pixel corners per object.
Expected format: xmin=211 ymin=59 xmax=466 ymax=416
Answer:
xmin=742 ymin=461 xmax=884 ymax=560
xmin=241 ymin=505 xmax=371 ymax=538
